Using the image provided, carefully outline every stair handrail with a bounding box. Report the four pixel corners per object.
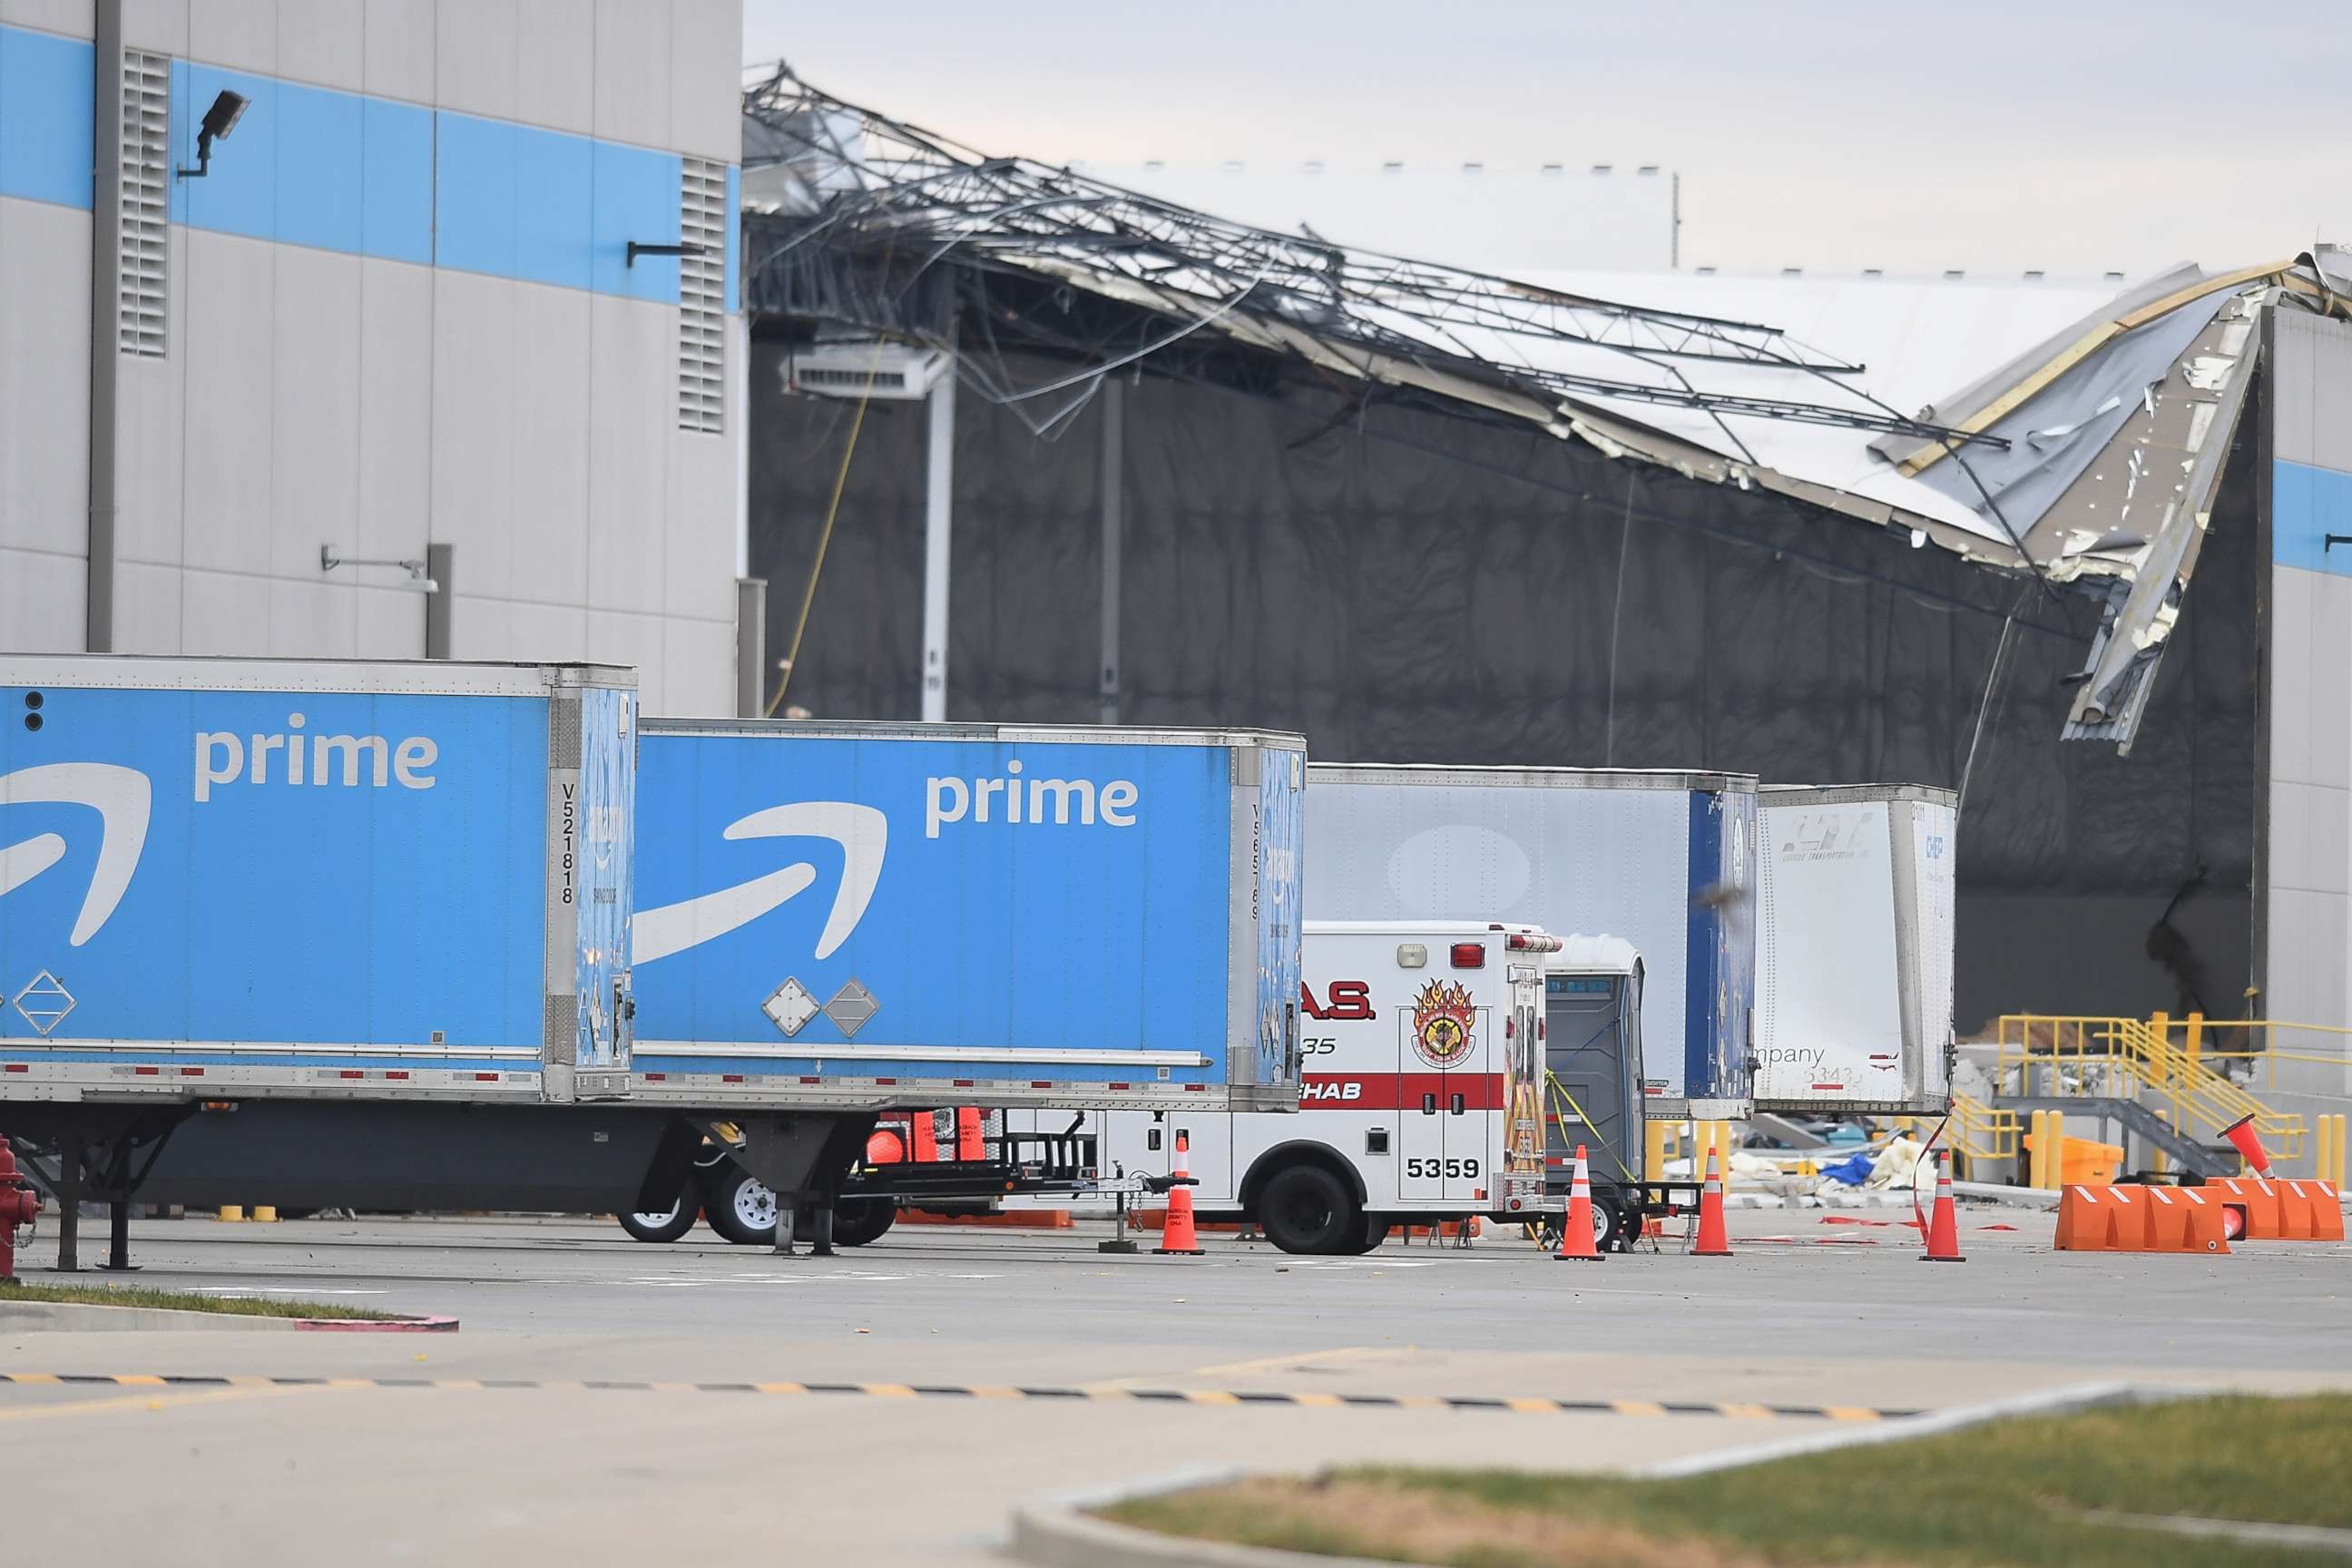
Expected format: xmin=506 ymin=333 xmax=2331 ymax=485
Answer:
xmin=1994 ymin=1014 xmax=2303 ymax=1160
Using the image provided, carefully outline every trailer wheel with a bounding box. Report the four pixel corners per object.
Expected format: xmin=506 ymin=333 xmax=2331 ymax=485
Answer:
xmin=705 ymin=1166 xmax=779 ymax=1245
xmin=617 ymin=1194 xmax=699 ymax=1244
xmin=830 ymin=1198 xmax=897 ymax=1249
xmin=1259 ymin=1164 xmax=1362 ymax=1256
xmin=1589 ymin=1191 xmax=1627 ymax=1252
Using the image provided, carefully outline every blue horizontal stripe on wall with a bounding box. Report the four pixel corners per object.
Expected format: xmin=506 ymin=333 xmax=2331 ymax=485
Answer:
xmin=2275 ymin=459 xmax=2352 ymax=579
xmin=0 ymin=24 xmax=94 ymax=210
xmin=0 ymin=24 xmax=726 ymax=309
xmin=435 ymin=111 xmax=679 ymax=302
xmin=170 ymin=60 xmax=436 ymax=271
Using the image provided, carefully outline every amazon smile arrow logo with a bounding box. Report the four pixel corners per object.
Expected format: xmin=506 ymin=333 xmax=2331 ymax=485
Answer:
xmin=0 ymin=763 xmax=153 ymax=946
xmin=633 ymin=801 xmax=887 ymax=965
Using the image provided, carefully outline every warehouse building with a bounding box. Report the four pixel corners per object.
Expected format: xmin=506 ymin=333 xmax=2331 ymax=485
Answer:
xmin=0 ymin=0 xmax=745 ymax=714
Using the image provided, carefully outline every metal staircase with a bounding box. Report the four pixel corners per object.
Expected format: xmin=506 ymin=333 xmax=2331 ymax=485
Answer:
xmin=1990 ymin=1014 xmax=2304 ymax=1176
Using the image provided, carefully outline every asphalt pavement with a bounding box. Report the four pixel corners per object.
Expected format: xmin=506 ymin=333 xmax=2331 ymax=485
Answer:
xmin=2 ymin=1208 xmax=2345 ymax=1565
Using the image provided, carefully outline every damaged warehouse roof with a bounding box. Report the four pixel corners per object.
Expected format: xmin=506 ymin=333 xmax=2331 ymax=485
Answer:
xmin=740 ymin=65 xmax=2352 ymax=748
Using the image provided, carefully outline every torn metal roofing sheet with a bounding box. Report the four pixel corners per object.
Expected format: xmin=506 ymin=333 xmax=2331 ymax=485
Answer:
xmin=740 ymin=69 xmax=2350 ymax=748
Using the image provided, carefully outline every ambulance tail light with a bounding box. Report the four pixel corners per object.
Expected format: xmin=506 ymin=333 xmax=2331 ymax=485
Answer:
xmin=1449 ymin=943 xmax=1485 ymax=969
xmin=1504 ymin=932 xmax=1563 ymax=953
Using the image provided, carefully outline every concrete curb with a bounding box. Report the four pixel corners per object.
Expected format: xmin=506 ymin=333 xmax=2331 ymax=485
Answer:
xmin=0 ymin=1302 xmax=456 ymax=1334
xmin=1004 ymin=1382 xmax=2194 ymax=1567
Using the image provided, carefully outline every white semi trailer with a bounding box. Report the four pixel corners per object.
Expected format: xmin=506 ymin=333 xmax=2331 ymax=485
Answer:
xmin=1753 ymin=784 xmax=1955 ymax=1114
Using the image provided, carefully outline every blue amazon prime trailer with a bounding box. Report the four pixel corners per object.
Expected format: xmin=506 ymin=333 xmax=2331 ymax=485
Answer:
xmin=0 ymin=654 xmax=635 ymax=1267
xmin=0 ymin=655 xmax=636 ymax=1102
xmin=631 ymin=720 xmax=1308 ymax=1113
xmin=1302 ymin=763 xmax=1757 ymax=1119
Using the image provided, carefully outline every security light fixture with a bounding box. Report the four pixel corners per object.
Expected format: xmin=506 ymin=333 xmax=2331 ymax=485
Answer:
xmin=176 ymin=90 xmax=250 ymax=180
xmin=320 ymin=545 xmax=437 ymax=593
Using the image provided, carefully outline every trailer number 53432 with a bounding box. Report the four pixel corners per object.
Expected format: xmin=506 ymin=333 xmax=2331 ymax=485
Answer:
xmin=1406 ymin=1158 xmax=1479 ymax=1180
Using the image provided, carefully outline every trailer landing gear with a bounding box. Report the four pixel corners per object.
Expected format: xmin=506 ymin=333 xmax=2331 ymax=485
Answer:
xmin=4 ymin=1107 xmax=193 ymax=1272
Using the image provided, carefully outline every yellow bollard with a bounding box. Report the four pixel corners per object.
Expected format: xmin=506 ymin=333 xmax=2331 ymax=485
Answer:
xmin=252 ymin=1205 xmax=279 ymax=1224
xmin=218 ymin=1205 xmax=245 ymax=1223
xmin=2183 ymin=1011 xmax=2204 ymax=1070
xmin=2028 ymin=1110 xmax=2053 ymax=1189
xmin=2152 ymin=1108 xmax=2170 ymax=1178
xmin=1643 ymin=1119 xmax=1670 ymax=1183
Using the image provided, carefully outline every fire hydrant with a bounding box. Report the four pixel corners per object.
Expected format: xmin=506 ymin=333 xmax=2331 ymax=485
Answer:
xmin=0 ymin=1144 xmax=41 ymax=1280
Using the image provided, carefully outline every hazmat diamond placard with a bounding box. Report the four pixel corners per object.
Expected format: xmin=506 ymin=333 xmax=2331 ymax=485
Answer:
xmin=11 ymin=971 xmax=75 ymax=1037
xmin=823 ymin=980 xmax=878 ymax=1039
xmin=762 ymin=977 xmax=820 ymax=1038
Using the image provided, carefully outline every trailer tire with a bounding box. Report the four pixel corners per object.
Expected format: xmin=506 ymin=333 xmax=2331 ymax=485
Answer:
xmin=1259 ymin=1164 xmax=1362 ymax=1256
xmin=705 ymin=1166 xmax=779 ymax=1245
xmin=617 ymin=1194 xmax=699 ymax=1244
xmin=1589 ymin=1191 xmax=1627 ymax=1253
xmin=829 ymin=1198 xmax=897 ymax=1249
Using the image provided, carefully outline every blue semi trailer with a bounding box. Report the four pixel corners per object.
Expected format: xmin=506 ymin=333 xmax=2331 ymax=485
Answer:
xmin=1 ymin=658 xmax=1303 ymax=1259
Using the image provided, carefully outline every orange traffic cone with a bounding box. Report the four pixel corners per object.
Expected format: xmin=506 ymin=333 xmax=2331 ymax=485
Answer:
xmin=2221 ymin=1115 xmax=2275 ymax=1180
xmin=1693 ymin=1144 xmax=1732 ymax=1257
xmin=1920 ymin=1150 xmax=1965 ymax=1263
xmin=1554 ymin=1144 xmax=1604 ymax=1262
xmin=1155 ymin=1131 xmax=1204 ymax=1256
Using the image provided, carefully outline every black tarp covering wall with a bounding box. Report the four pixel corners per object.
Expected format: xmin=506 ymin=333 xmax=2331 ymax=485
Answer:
xmin=750 ymin=339 xmax=2257 ymax=1033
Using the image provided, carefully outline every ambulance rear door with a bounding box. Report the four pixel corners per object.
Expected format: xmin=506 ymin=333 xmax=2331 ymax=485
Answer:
xmin=1396 ymin=942 xmax=1493 ymax=1206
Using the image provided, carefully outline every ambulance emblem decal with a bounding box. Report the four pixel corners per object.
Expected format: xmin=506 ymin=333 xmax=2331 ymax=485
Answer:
xmin=1409 ymin=979 xmax=1476 ymax=1070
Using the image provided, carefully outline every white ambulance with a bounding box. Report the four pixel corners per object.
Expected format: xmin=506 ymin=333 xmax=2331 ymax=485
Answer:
xmin=1102 ymin=921 xmax=1561 ymax=1254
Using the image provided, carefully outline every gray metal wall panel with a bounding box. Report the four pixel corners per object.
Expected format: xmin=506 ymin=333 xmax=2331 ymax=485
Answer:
xmin=2272 ymin=309 xmax=2352 ymax=474
xmin=274 ymin=0 xmax=365 ymax=91
xmin=0 ymin=195 xmax=91 ymax=563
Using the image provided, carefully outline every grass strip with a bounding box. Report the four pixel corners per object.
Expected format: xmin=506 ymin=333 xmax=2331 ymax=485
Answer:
xmin=1104 ymin=1392 xmax=2352 ymax=1567
xmin=0 ymin=1279 xmax=400 ymax=1321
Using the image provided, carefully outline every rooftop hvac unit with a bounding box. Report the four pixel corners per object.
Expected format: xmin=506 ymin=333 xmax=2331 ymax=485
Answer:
xmin=785 ymin=342 xmax=951 ymax=400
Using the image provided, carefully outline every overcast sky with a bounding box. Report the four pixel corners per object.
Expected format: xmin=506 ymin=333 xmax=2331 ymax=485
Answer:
xmin=743 ymin=1 xmax=2346 ymax=280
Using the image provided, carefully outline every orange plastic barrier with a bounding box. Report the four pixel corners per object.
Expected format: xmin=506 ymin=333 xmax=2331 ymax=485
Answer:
xmin=2200 ymin=1178 xmax=2282 ymax=1239
xmin=2139 ymin=1184 xmax=2230 ymax=1253
xmin=2054 ymin=1183 xmax=2230 ymax=1254
xmin=2206 ymin=1178 xmax=2347 ymax=1241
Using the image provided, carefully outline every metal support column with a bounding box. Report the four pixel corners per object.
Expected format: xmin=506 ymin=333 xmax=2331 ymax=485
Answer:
xmin=85 ymin=0 xmax=124 ymax=652
xmin=736 ymin=577 xmax=768 ymax=718
xmin=1098 ymin=377 xmax=1123 ymax=725
xmin=53 ymin=1142 xmax=80 ymax=1273
xmin=919 ymin=368 xmax=956 ymax=722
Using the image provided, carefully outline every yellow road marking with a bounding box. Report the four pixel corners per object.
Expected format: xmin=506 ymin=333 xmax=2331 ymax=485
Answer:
xmin=1612 ymin=1400 xmax=1667 ymax=1417
xmin=434 ymin=1379 xmax=483 ymax=1391
xmin=860 ymin=1384 xmax=917 ymax=1398
xmin=752 ymin=1382 xmax=805 ymax=1396
xmin=1505 ymin=1397 xmax=1556 ymax=1414
xmin=3 ymin=1373 xmax=57 ymax=1385
xmin=967 ymin=1386 xmax=1024 ymax=1400
xmin=1184 ymin=1390 xmax=1240 ymax=1406
xmin=0 ymin=1385 xmax=340 ymax=1423
xmin=1291 ymin=1392 xmax=1346 ymax=1409
xmin=113 ymin=1374 xmax=165 ymax=1387
xmin=1823 ymin=1406 xmax=1884 ymax=1423
xmin=1719 ymin=1403 xmax=1775 ymax=1419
